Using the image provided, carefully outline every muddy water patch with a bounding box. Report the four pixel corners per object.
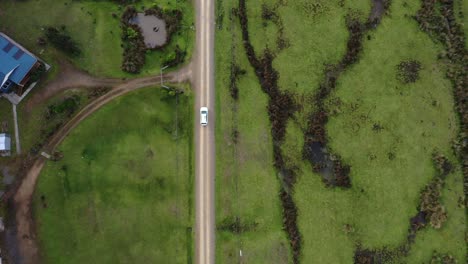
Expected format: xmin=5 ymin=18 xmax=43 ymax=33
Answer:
xmin=130 ymin=13 xmax=167 ymax=48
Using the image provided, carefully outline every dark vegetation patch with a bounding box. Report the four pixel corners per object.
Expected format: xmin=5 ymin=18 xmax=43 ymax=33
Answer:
xmin=429 ymin=251 xmax=457 ymax=264
xmin=303 ymin=0 xmax=390 ymax=188
xmin=238 ymin=0 xmax=301 ymax=262
xmin=46 ymin=95 xmax=81 ymax=120
xmin=229 ymin=63 xmax=246 ymax=100
xmin=87 ymin=0 xmax=140 ymax=4
xmin=86 ymin=87 xmax=112 ymax=99
xmin=29 ymin=100 xmax=77 ymax=154
xmin=31 ymin=95 xmax=83 ymax=154
xmin=44 ymin=26 xmax=81 ymax=56
xmin=217 ymin=216 xmax=258 ymax=233
xmin=419 ymin=176 xmax=447 ymax=229
xmin=121 ymin=6 xmax=146 ymax=73
xmin=432 ymin=152 xmax=453 ymax=177
xmin=300 ymin=1 xmax=331 ymax=20
xmin=120 ymin=5 xmax=183 ymax=73
xmin=415 ymin=0 xmax=468 ymax=224
xmin=216 ymin=0 xmax=225 ymax=30
xmin=228 ymin=7 xmax=243 ymax=101
xmin=412 ymin=153 xmax=452 ymax=231
xmin=162 ymin=45 xmax=187 ymax=69
xmin=30 ymin=89 xmax=108 ymax=155
xmin=396 ymin=60 xmax=422 ymax=83
xmin=51 ymin=151 xmax=64 ymax=162
xmin=354 ymin=247 xmax=401 ymax=264
xmin=260 ymin=3 xmax=290 ymax=52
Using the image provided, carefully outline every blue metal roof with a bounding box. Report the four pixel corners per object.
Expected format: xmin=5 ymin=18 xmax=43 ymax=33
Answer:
xmin=0 ymin=33 xmax=37 ymax=86
xmin=0 ymin=72 xmax=14 ymax=93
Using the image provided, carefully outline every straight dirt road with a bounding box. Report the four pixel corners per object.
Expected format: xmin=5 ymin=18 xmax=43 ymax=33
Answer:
xmin=194 ymin=0 xmax=216 ymax=263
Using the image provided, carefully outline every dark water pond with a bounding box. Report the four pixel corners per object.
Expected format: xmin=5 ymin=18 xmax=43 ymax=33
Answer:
xmin=130 ymin=13 xmax=167 ymax=48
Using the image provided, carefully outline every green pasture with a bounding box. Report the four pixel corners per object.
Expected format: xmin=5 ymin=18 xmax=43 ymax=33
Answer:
xmin=33 ymin=87 xmax=194 ymax=263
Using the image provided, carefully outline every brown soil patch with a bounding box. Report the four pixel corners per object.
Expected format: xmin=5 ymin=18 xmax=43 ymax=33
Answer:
xmin=25 ymin=60 xmax=122 ymax=112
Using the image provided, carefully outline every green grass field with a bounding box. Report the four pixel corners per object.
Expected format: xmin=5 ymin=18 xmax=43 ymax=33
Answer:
xmin=216 ymin=0 xmax=466 ymax=263
xmin=0 ymin=0 xmax=194 ymax=77
xmin=215 ymin=0 xmax=292 ymax=262
xmin=33 ymin=87 xmax=194 ymax=263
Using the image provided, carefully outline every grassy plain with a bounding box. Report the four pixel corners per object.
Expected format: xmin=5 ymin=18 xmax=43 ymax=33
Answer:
xmin=323 ymin=1 xmax=465 ymax=261
xmin=33 ymin=87 xmax=194 ymax=263
xmin=215 ymin=0 xmax=291 ymax=262
xmin=216 ymin=0 xmax=466 ymax=263
xmin=0 ymin=0 xmax=194 ymax=77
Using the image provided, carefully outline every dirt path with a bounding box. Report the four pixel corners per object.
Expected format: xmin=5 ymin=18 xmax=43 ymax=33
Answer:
xmin=8 ymin=63 xmax=192 ymax=264
xmin=24 ymin=60 xmax=123 ymax=112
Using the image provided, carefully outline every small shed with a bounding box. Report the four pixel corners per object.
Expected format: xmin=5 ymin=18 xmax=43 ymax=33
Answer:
xmin=0 ymin=133 xmax=11 ymax=156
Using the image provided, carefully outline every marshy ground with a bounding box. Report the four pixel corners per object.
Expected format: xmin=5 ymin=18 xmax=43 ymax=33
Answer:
xmin=215 ymin=0 xmax=467 ymax=263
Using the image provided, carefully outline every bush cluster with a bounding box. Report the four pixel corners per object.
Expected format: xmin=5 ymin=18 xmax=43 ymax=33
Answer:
xmin=44 ymin=26 xmax=81 ymax=56
xmin=396 ymin=60 xmax=422 ymax=83
xmin=429 ymin=251 xmax=457 ymax=264
xmin=85 ymin=0 xmax=140 ymax=4
xmin=432 ymin=152 xmax=453 ymax=177
xmin=354 ymin=247 xmax=399 ymax=264
xmin=412 ymin=153 xmax=453 ymax=230
xmin=46 ymin=95 xmax=81 ymax=120
xmin=162 ymin=45 xmax=187 ymax=69
xmin=87 ymin=87 xmax=111 ymax=99
xmin=229 ymin=63 xmax=246 ymax=100
xmin=217 ymin=216 xmax=258 ymax=233
xmin=420 ymin=177 xmax=447 ymax=229
xmin=416 ymin=0 xmax=467 ymax=205
xmin=120 ymin=6 xmax=146 ymax=73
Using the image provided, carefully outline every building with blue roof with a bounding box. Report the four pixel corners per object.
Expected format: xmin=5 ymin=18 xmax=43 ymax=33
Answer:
xmin=0 ymin=32 xmax=40 ymax=94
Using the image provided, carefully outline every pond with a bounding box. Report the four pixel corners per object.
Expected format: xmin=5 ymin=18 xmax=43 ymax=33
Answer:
xmin=130 ymin=13 xmax=167 ymax=48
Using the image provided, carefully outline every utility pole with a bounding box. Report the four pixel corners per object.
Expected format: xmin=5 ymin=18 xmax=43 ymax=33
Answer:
xmin=160 ymin=65 xmax=170 ymax=89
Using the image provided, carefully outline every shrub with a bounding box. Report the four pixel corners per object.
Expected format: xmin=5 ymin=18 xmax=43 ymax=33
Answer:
xmin=396 ymin=60 xmax=422 ymax=83
xmin=46 ymin=95 xmax=81 ymax=120
xmin=429 ymin=251 xmax=457 ymax=264
xmin=120 ymin=7 xmax=146 ymax=73
xmin=162 ymin=45 xmax=187 ymax=69
xmin=44 ymin=26 xmax=81 ymax=56
xmin=420 ymin=177 xmax=447 ymax=229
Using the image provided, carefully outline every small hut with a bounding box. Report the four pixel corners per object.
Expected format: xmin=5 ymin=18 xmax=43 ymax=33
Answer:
xmin=0 ymin=133 xmax=11 ymax=157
